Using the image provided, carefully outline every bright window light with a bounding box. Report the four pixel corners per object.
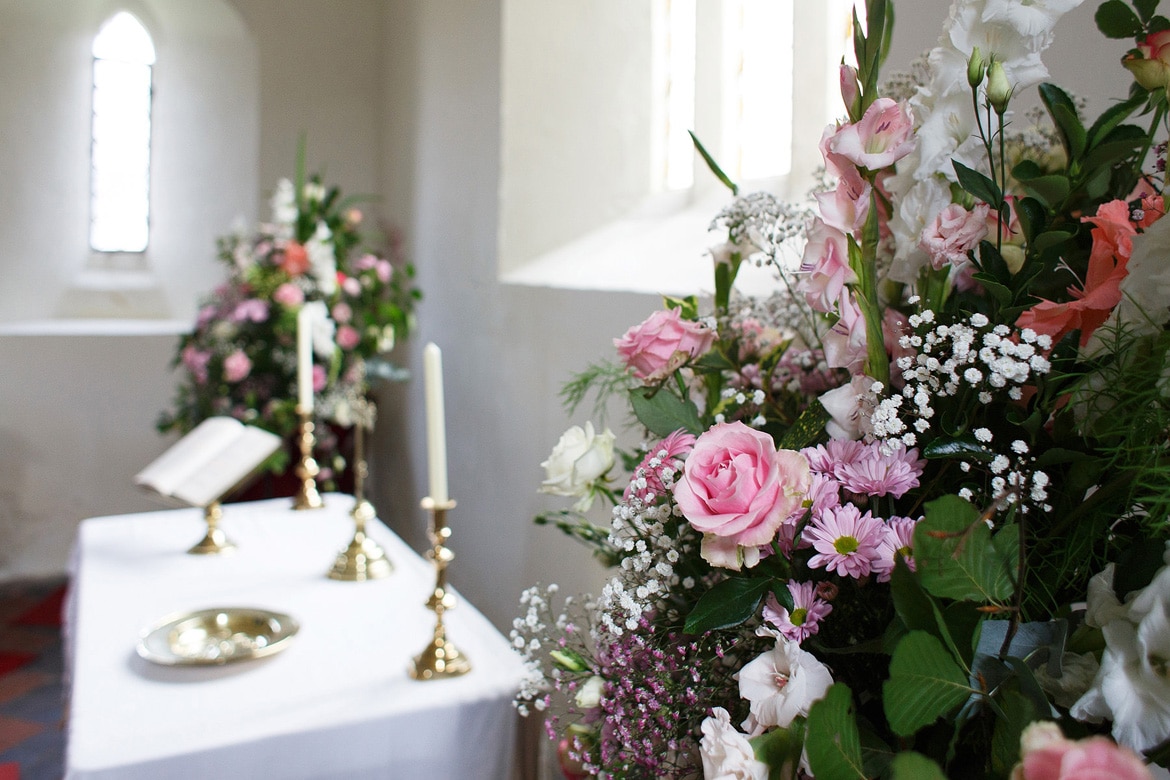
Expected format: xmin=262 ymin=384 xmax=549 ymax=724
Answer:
xmin=724 ymin=0 xmax=793 ymax=181
xmin=90 ymin=12 xmax=155 ymax=254
xmin=653 ymin=0 xmax=697 ymax=192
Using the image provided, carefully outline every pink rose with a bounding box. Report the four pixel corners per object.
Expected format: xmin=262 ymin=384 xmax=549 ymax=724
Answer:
xmin=614 ymin=308 xmax=715 ymax=381
xmin=273 ymin=282 xmax=304 ymax=307
xmin=673 ymin=421 xmax=811 ymax=559
xmin=336 ymin=324 xmax=361 ymax=350
xmin=919 ymin=203 xmax=990 ymax=270
xmin=799 ymin=218 xmax=857 ymax=313
xmin=1012 ymin=722 xmax=1152 ymax=780
xmin=222 ymin=350 xmax=252 ymax=383
xmin=827 ymin=97 xmax=915 ymax=171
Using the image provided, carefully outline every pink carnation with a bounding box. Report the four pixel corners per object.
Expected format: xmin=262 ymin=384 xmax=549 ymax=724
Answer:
xmin=222 ymin=350 xmax=252 ymax=383
xmin=920 ymin=203 xmax=990 ymax=270
xmin=614 ymin=308 xmax=715 ymax=381
xmin=624 ymin=429 xmax=696 ymax=503
xmin=273 ymin=282 xmax=304 ymax=307
xmin=803 ymin=504 xmax=887 ymax=579
xmin=336 ymin=324 xmax=361 ymax=350
xmin=673 ymin=421 xmax=810 ymax=567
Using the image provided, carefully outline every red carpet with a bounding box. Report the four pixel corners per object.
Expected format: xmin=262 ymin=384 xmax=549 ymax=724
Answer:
xmin=0 ymin=761 xmax=20 ymax=780
xmin=12 ymin=588 xmax=65 ymax=628
xmin=0 ymin=655 xmax=34 ymax=678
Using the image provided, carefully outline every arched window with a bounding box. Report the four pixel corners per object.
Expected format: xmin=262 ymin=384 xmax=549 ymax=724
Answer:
xmin=90 ymin=12 xmax=155 ymax=254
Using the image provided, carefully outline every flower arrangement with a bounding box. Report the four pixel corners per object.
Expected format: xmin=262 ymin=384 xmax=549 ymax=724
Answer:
xmin=514 ymin=0 xmax=1170 ymax=777
xmin=158 ymin=162 xmax=419 ymax=489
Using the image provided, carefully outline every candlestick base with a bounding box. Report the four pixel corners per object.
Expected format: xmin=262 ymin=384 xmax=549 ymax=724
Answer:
xmin=187 ymin=502 xmax=236 ymax=555
xmin=410 ymin=496 xmax=470 ymax=680
xmin=292 ymin=408 xmax=324 ymax=511
xmin=328 ymin=499 xmax=392 ymax=581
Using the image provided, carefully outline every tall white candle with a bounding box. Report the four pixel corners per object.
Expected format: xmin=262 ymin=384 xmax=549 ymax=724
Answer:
xmin=297 ymin=306 xmax=314 ymax=411
xmin=423 ymin=342 xmax=449 ymax=504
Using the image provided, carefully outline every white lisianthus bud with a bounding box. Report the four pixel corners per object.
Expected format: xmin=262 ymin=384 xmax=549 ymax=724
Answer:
xmin=986 ymin=60 xmax=1012 ymax=115
xmin=539 ymin=422 xmax=616 ymax=501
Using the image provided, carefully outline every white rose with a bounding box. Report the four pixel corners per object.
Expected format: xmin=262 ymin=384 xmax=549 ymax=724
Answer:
xmin=574 ymin=675 xmax=605 ymax=709
xmin=699 ymin=707 xmax=769 ymax=780
xmin=539 ymin=422 xmax=615 ymax=500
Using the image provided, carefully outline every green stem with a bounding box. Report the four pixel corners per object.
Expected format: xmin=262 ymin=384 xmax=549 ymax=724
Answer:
xmin=1129 ymin=102 xmax=1168 ymax=197
xmin=857 ymin=189 xmax=890 ymax=389
xmin=997 ymin=111 xmax=1007 ymax=252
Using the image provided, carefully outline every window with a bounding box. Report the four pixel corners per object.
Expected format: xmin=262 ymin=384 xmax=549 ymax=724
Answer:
xmin=90 ymin=12 xmax=155 ymax=254
xmin=499 ymin=1 xmax=855 ymax=294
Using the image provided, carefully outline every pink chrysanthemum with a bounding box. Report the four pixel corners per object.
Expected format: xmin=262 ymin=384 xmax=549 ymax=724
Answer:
xmin=623 ymin=429 xmax=696 ymax=503
xmin=801 ymin=439 xmax=867 ymax=481
xmin=803 ymin=504 xmax=886 ymax=579
xmin=762 ymin=581 xmax=833 ymax=643
xmin=837 ymin=444 xmax=925 ymax=499
xmin=873 ymin=516 xmax=920 ymax=583
xmin=804 ymin=471 xmax=842 ymax=519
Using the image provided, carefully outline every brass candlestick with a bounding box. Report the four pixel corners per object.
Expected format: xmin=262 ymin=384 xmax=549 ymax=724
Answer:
xmin=187 ymin=501 xmax=236 ymax=555
xmin=328 ymin=423 xmax=392 ymax=580
xmin=292 ymin=405 xmax=324 ymax=510
xmin=410 ymin=496 xmax=471 ymax=680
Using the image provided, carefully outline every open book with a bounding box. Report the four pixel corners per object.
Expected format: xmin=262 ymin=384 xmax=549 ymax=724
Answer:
xmin=135 ymin=417 xmax=284 ymax=507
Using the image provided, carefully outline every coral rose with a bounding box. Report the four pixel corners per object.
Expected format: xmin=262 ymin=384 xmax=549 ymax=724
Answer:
xmin=673 ymin=421 xmax=810 ymax=569
xmin=280 ymin=242 xmax=310 ymax=276
xmin=614 ymin=307 xmax=715 ymax=381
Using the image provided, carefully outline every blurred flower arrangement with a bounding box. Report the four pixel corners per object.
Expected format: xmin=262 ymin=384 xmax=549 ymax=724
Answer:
xmin=158 ymin=158 xmax=419 ymax=489
xmin=514 ymin=0 xmax=1170 ymax=777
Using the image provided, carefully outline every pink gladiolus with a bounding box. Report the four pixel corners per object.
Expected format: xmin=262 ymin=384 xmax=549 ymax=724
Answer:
xmin=821 ymin=293 xmax=868 ymax=373
xmin=920 ymin=202 xmax=990 ymax=270
xmin=222 ymin=350 xmax=252 ymax=383
xmin=336 ymin=324 xmax=361 ymax=350
xmin=674 ymin=421 xmax=811 ymax=560
xmin=1012 ymin=722 xmax=1152 ymax=780
xmin=272 ymin=282 xmax=304 ymax=307
xmin=816 ymin=165 xmax=872 ymax=234
xmin=799 ymin=219 xmax=857 ymax=313
xmin=827 ymin=97 xmax=915 ymax=171
xmin=614 ymin=307 xmax=715 ymax=381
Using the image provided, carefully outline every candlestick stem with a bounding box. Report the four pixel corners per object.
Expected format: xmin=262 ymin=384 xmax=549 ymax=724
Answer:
xmin=292 ymin=406 xmax=324 ymax=510
xmin=410 ymin=496 xmax=470 ymax=680
xmin=187 ymin=501 xmax=236 ymax=555
xmin=328 ymin=424 xmax=392 ymax=580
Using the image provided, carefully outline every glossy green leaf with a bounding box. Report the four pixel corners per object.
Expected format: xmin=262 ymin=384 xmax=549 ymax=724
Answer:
xmin=806 ymin=684 xmax=867 ymax=780
xmin=1040 ymin=84 xmax=1087 ymax=160
xmin=1136 ymin=0 xmax=1158 ymax=23
xmin=1020 ymin=175 xmax=1071 ymax=209
xmin=629 ymin=387 xmax=703 ymax=438
xmin=1087 ymin=93 xmax=1146 ymax=147
xmin=921 ymin=436 xmax=994 ymax=461
xmin=779 ymin=401 xmax=830 ymax=451
xmin=683 ymin=576 xmax=772 ymax=634
xmin=953 ymin=160 xmax=1002 ymax=206
xmin=1030 ymin=230 xmax=1075 ymax=254
xmin=884 ymin=631 xmax=974 ymax=736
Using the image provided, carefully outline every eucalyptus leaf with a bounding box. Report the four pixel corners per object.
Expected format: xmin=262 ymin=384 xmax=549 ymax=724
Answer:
xmin=806 ymin=683 xmax=867 ymax=780
xmin=683 ymin=576 xmax=772 ymax=634
xmin=884 ymin=631 xmax=974 ymax=736
xmin=628 ymin=387 xmax=703 ymax=438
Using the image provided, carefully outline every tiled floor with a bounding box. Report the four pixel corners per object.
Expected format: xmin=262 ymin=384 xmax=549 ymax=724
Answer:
xmin=0 ymin=578 xmax=66 ymax=780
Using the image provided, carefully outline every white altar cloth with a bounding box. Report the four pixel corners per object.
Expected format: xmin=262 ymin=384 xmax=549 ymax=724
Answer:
xmin=64 ymin=495 xmax=526 ymax=779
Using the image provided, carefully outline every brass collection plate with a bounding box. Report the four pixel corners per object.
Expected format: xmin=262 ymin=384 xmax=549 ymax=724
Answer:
xmin=136 ymin=607 xmax=299 ymax=666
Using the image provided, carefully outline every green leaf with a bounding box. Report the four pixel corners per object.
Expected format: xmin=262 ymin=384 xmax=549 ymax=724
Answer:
xmin=1014 ymin=197 xmax=1048 ymax=243
xmin=921 ymin=436 xmax=994 ymax=461
xmin=914 ymin=495 xmax=1015 ymax=604
xmin=1096 ymin=0 xmax=1144 ymax=37
xmin=971 ymin=274 xmax=1013 ymax=307
xmin=890 ymin=751 xmax=948 ymax=780
xmin=1020 ymin=175 xmax=1071 ymax=209
xmin=1081 ymin=129 xmax=1145 ymax=171
xmin=1087 ymin=93 xmax=1146 ymax=148
xmin=628 ymin=387 xmax=703 ymax=438
xmin=1030 ymin=230 xmax=1075 ymax=254
xmin=689 ymin=130 xmax=738 ymax=195
xmin=806 ymin=684 xmax=867 ymax=780
xmin=779 ymin=401 xmax=830 ymax=451
xmin=1040 ymin=83 xmax=1087 ymax=160
xmin=683 ymin=576 xmax=772 ymax=634
xmin=1136 ymin=0 xmax=1159 ymax=23
xmin=891 ymin=558 xmax=937 ymax=635
xmin=953 ymin=160 xmax=1002 ymax=206
xmin=884 ymin=631 xmax=974 ymax=737
xmin=991 ymin=688 xmax=1044 ymax=776
xmin=751 ymin=722 xmax=806 ymax=780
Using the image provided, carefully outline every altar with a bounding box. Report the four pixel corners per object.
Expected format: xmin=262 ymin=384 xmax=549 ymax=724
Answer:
xmin=64 ymin=495 xmax=527 ymax=779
